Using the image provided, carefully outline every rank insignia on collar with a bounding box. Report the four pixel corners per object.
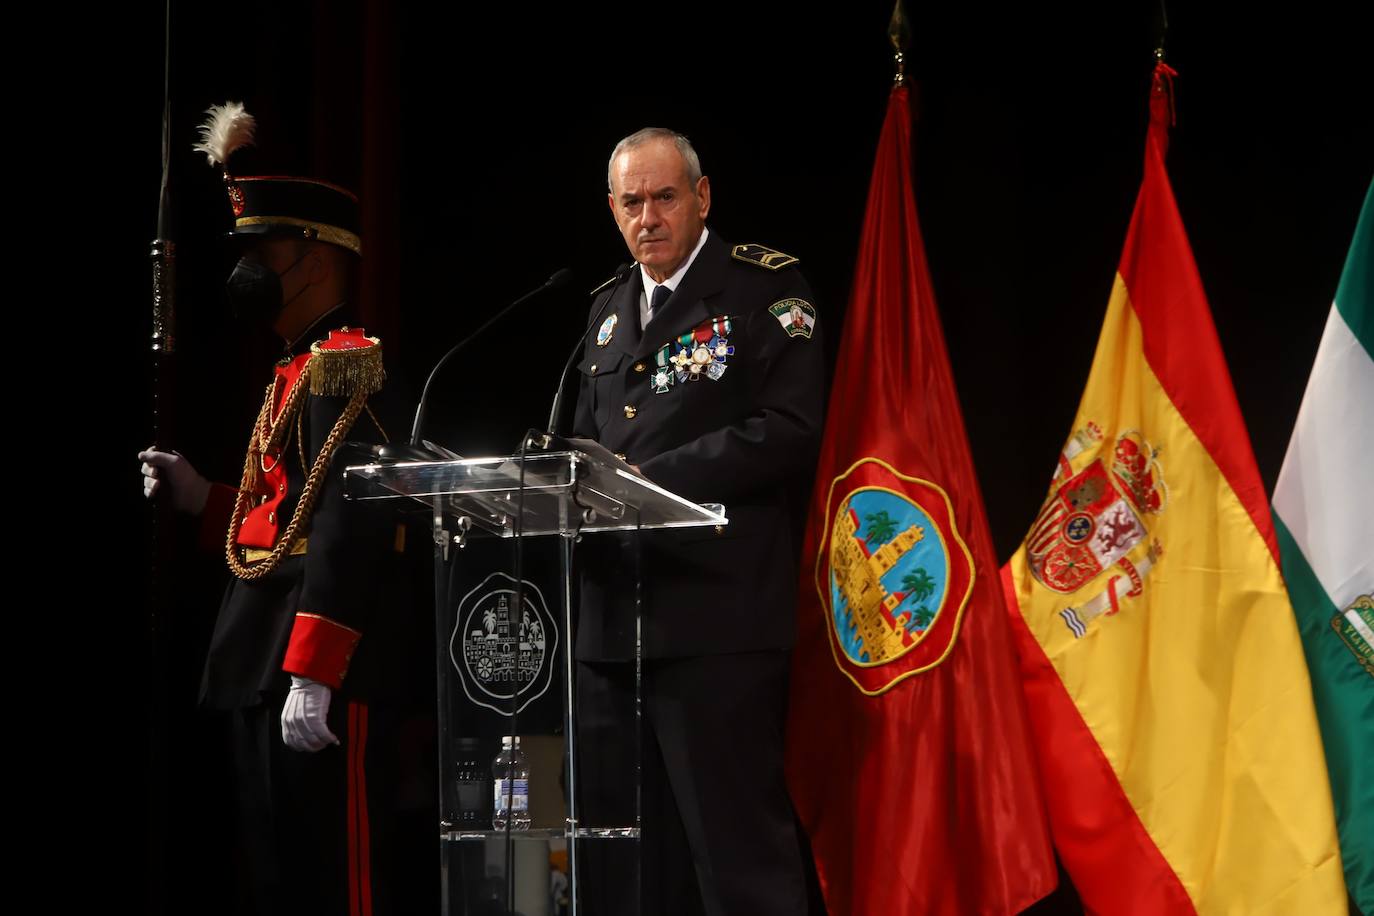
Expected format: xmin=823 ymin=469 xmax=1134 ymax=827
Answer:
xmin=596 ymin=313 xmax=618 ymax=347
xmin=769 ymin=298 xmax=816 ymax=339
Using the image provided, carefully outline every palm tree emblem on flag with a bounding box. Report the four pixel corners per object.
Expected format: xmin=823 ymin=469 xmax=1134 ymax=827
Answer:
xmin=817 ymin=457 xmax=974 ymax=694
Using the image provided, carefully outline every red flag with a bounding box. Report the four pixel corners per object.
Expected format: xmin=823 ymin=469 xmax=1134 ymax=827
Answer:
xmin=785 ymin=84 xmax=1057 ymax=915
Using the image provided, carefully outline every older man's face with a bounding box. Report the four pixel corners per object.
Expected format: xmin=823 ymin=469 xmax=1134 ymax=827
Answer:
xmin=608 ymin=138 xmax=711 ymax=283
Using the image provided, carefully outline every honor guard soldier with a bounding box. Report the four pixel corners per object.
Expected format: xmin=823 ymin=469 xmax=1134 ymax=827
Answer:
xmin=139 ymin=103 xmax=408 ymax=915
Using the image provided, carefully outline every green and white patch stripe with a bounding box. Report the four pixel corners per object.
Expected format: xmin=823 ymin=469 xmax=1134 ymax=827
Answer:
xmin=769 ymin=298 xmax=816 ymax=339
xmin=1272 ymin=180 xmax=1374 ymax=916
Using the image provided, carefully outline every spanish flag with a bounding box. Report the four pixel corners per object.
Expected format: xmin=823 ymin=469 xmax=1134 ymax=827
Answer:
xmin=1000 ymin=63 xmax=1348 ymax=913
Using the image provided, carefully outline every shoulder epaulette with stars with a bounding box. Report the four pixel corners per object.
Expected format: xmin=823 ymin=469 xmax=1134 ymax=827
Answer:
xmin=731 ymin=243 xmax=800 ymax=271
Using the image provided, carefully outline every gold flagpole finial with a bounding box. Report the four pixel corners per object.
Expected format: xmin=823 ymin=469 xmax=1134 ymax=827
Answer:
xmin=889 ymin=0 xmax=911 ymax=86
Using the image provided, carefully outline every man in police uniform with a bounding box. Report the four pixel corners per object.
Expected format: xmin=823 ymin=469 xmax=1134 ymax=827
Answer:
xmin=138 ymin=105 xmax=407 ymax=915
xmin=572 ymin=128 xmax=826 ymax=915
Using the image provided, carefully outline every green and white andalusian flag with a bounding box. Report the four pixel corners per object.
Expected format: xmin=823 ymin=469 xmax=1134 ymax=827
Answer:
xmin=1272 ymin=180 xmax=1374 ymax=916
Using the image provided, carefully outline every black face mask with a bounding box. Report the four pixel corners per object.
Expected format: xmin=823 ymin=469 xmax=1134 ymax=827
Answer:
xmin=225 ymin=250 xmax=310 ymax=324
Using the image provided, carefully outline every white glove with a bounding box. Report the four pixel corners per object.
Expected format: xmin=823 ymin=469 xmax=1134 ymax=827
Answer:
xmin=138 ymin=448 xmax=211 ymax=515
xmin=281 ymin=675 xmax=340 ymax=752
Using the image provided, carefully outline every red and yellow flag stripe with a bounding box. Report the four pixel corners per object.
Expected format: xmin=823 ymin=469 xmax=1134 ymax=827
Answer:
xmin=1002 ymin=63 xmax=1346 ymax=914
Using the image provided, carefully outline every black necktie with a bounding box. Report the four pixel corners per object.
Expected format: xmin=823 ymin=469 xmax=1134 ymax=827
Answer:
xmin=650 ymin=284 xmax=672 ymax=319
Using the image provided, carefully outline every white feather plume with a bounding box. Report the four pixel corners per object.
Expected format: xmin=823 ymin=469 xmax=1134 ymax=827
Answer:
xmin=192 ymin=102 xmax=257 ymax=167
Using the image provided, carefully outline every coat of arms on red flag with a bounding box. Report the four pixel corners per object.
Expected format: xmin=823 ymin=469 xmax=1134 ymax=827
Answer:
xmin=816 ymin=457 xmax=974 ymax=695
xmin=787 ymin=81 xmax=1056 ymax=916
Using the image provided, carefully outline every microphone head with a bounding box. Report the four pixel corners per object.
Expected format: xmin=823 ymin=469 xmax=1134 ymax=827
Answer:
xmin=546 ymin=267 xmax=574 ymax=289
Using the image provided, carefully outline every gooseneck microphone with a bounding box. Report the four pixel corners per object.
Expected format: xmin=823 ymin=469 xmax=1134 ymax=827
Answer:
xmin=545 ymin=262 xmax=634 ymax=436
xmin=379 ymin=268 xmax=574 ymax=461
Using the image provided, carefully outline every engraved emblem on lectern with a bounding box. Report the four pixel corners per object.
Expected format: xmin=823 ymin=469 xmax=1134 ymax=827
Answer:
xmin=450 ymin=572 xmax=558 ymax=715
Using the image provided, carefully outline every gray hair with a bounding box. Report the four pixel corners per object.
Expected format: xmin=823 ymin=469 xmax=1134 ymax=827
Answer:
xmin=607 ymin=127 xmax=703 ymax=192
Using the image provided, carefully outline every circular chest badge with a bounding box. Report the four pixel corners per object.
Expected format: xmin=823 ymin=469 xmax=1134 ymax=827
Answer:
xmin=817 ymin=458 xmax=974 ymax=694
xmin=595 ymin=313 xmax=618 ymax=347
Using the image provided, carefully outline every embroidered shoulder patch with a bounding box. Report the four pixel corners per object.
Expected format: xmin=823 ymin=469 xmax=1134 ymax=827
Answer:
xmin=731 ymin=243 xmax=799 ymax=271
xmin=768 ymin=298 xmax=816 ymax=339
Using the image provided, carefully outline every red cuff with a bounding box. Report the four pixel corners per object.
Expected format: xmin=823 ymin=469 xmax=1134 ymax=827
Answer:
xmin=282 ymin=612 xmax=362 ymax=689
xmin=198 ymin=483 xmax=238 ymax=554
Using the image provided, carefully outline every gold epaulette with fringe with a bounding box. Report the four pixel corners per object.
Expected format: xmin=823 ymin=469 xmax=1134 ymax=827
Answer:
xmin=309 ymin=327 xmax=385 ymax=397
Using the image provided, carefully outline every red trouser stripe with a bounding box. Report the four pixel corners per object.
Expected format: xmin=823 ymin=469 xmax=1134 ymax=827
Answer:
xmin=347 ymin=703 xmax=373 ymax=916
xmin=357 ymin=704 xmax=372 ymax=916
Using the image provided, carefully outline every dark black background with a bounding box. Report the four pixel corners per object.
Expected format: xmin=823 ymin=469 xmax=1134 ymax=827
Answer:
xmin=85 ymin=1 xmax=1369 ymax=911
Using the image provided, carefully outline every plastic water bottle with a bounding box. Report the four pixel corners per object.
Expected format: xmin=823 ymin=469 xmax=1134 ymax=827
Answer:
xmin=492 ymin=736 xmax=530 ymax=830
xmin=452 ymin=738 xmax=489 ymax=829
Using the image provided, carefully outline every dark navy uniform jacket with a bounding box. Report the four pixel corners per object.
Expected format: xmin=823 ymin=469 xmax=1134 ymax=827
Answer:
xmin=573 ymin=231 xmax=827 ymax=661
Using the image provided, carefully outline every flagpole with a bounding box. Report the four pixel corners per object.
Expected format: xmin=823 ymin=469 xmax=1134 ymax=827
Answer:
xmin=888 ymin=0 xmax=910 ymax=86
xmin=1155 ymin=0 xmax=1170 ymax=62
xmin=147 ymin=1 xmax=175 ymax=909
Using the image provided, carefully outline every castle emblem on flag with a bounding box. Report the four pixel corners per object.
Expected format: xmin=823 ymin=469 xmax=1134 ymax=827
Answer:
xmin=817 ymin=458 xmax=975 ymax=695
xmin=1028 ymin=426 xmax=1169 ymax=638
